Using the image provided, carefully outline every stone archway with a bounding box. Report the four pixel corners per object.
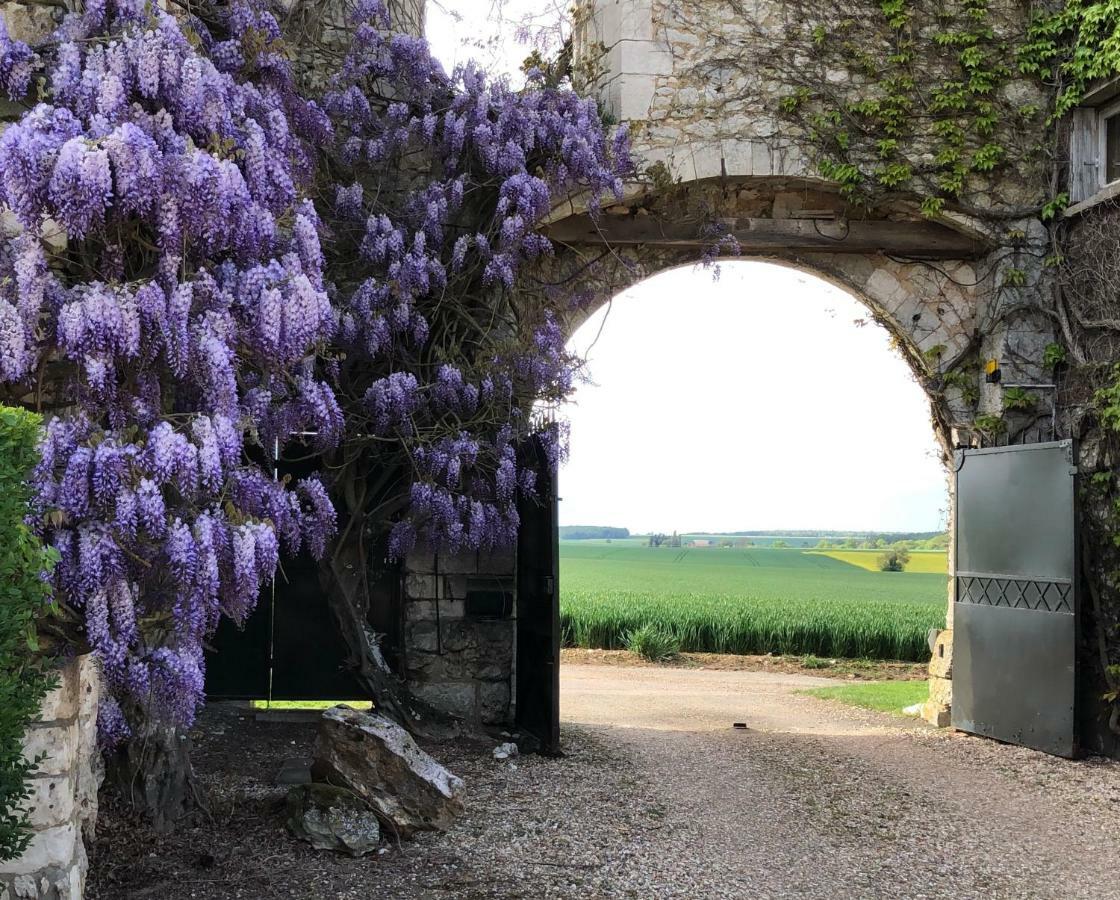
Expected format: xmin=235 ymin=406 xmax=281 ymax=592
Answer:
xmin=514 ymin=0 xmax=1065 ymax=732
xmin=544 ymin=243 xmax=971 ymax=726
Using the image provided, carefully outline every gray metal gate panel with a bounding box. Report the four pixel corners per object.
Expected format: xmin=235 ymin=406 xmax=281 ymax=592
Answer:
xmin=952 ymin=440 xmax=1078 ymax=757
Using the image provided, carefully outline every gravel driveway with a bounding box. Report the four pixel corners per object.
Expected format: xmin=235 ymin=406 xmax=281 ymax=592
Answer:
xmin=89 ymin=663 xmax=1120 ymax=899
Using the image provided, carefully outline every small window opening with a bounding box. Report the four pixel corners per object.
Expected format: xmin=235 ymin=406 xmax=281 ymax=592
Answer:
xmin=465 ymin=577 xmax=513 ymax=619
xmin=939 ymin=643 xmax=945 ymax=658
xmin=1106 ymin=112 xmax=1120 ymax=185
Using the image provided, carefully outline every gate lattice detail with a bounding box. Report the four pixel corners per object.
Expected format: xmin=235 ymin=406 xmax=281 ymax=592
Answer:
xmin=956 ymin=576 xmax=1073 ymax=614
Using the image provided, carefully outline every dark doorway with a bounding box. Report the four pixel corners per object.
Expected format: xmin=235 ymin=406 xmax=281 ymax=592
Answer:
xmin=205 ymin=448 xmax=403 ymax=701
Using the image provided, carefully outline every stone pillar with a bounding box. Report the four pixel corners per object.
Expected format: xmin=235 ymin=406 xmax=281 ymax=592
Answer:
xmin=574 ymin=0 xmax=664 ymax=121
xmin=922 ymin=469 xmax=955 ymax=728
xmin=401 ymin=549 xmax=516 ymax=725
xmin=0 ymin=656 xmax=102 ymax=900
xmin=923 ymin=629 xmax=953 ymax=728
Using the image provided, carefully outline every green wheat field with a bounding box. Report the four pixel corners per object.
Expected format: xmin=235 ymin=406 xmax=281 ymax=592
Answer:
xmin=559 ymin=542 xmax=948 ymax=661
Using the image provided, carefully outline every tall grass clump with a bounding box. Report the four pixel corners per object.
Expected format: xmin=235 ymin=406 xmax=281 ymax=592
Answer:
xmin=625 ymin=624 xmax=681 ymax=662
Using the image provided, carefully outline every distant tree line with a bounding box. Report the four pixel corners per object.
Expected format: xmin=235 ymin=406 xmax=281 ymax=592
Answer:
xmin=559 ymin=526 xmax=631 ymax=541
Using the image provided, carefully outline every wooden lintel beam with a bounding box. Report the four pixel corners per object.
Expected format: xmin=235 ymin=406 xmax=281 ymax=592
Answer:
xmin=545 ymin=215 xmax=985 ymax=259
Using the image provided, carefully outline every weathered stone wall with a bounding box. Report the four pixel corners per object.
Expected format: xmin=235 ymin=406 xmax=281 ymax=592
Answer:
xmin=401 ymin=550 xmax=516 ymax=726
xmin=0 ymin=657 xmax=102 ymax=900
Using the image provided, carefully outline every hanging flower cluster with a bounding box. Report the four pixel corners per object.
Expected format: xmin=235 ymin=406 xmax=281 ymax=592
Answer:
xmin=0 ymin=0 xmax=630 ymax=744
xmin=0 ymin=1 xmax=337 ymax=744
xmin=322 ymin=0 xmax=629 ymax=560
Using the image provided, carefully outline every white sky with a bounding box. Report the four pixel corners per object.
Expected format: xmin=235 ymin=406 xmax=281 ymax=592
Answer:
xmin=425 ymin=11 xmax=948 ymax=536
xmin=426 ymin=2 xmax=562 ymax=79
xmin=562 ymin=264 xmax=949 ymax=534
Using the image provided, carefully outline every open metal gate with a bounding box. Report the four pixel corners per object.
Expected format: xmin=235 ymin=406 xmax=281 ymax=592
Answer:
xmin=514 ymin=436 xmax=561 ymax=754
xmin=952 ymin=440 xmax=1079 ymax=757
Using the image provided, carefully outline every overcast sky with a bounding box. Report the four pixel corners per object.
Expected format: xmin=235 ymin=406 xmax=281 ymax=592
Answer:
xmin=425 ymin=11 xmax=948 ymax=535
xmin=562 ymin=264 xmax=948 ymax=534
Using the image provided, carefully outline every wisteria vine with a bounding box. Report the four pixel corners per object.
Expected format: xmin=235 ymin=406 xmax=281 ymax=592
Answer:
xmin=0 ymin=0 xmax=629 ymax=748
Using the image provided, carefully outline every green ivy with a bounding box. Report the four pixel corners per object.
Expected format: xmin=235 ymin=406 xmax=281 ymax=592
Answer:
xmin=768 ymin=0 xmax=1047 ymax=213
xmin=0 ymin=407 xmax=57 ymax=862
xmin=1002 ymin=386 xmax=1038 ymax=411
xmin=1043 ymin=342 xmax=1068 ymax=368
xmin=1021 ymin=0 xmax=1120 ymax=119
xmin=974 ymin=413 xmax=1007 ymax=435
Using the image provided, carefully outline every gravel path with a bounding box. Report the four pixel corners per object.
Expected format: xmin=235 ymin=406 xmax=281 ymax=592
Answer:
xmin=562 ymin=664 xmax=1120 ymax=899
xmin=89 ymin=664 xmax=1120 ymax=899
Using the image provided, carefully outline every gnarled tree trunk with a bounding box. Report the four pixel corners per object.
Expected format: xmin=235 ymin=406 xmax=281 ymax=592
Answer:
xmin=109 ymin=721 xmax=197 ymax=834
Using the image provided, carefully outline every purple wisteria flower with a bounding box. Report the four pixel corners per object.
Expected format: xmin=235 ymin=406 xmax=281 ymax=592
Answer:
xmin=0 ymin=0 xmax=629 ymax=748
xmin=0 ymin=1 xmax=339 ymax=745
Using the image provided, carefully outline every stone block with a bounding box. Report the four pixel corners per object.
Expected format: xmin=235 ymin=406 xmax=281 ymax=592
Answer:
xmin=430 ymin=551 xmax=481 ymax=576
xmin=407 ymin=621 xmax=439 ymax=653
xmin=927 ymin=675 xmax=953 ymax=708
xmin=410 ymin=682 xmax=477 ymax=718
xmin=0 ymin=3 xmax=58 ymax=43
xmin=76 ymin=657 xmax=99 ymax=723
xmin=405 ymin=598 xmax=469 ymax=623
xmin=405 ymin=574 xmax=436 ymax=599
xmin=73 ymin=740 xmax=102 ymax=840
xmin=18 ymin=776 xmax=74 ymax=831
xmin=479 ymin=681 xmax=511 ymax=725
xmin=406 ymin=650 xmax=477 ymax=683
xmin=406 ymin=600 xmax=437 ymax=622
xmin=21 ymin=724 xmax=76 ymax=778
xmin=404 ymin=548 xmax=436 ymax=573
xmin=475 ymin=551 xmax=515 ymax=577
xmin=928 ymin=629 xmax=953 ymax=679
xmin=609 ymin=73 xmax=658 ymax=122
xmin=922 ymin=700 xmax=951 ymax=728
xmin=37 ymin=667 xmax=76 ymax=725
xmin=608 ymin=0 xmax=655 ymax=43
xmin=0 ymin=825 xmax=77 ymax=877
xmin=438 ymin=599 xmax=466 ymax=619
xmin=607 ymin=40 xmax=674 ymax=77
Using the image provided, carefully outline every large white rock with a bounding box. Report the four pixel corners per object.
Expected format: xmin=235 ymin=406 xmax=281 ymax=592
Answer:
xmin=311 ymin=706 xmax=464 ymax=838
